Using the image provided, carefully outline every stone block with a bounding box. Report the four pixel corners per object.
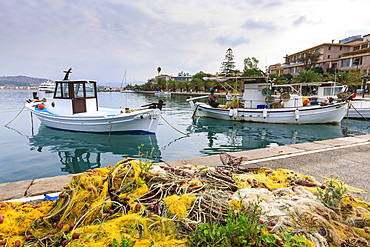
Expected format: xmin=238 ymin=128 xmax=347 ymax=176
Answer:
xmin=26 ymin=174 xmax=75 ymax=197
xmin=0 ymin=180 xmax=32 ymax=202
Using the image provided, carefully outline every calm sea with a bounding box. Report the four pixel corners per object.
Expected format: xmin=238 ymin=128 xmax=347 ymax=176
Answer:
xmin=1 ymin=90 xmax=369 ymax=183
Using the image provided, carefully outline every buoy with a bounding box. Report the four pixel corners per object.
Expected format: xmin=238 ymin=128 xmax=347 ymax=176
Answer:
xmin=295 ymin=109 xmax=299 ymax=120
xmin=353 ymin=93 xmax=356 ymax=99
xmin=233 ymin=108 xmax=238 ymax=119
xmin=263 ymin=108 xmax=267 ymax=118
xmin=302 ymin=97 xmax=309 ymax=106
xmin=38 ymin=104 xmax=45 ymax=110
xmin=229 ymin=108 xmax=234 ymax=118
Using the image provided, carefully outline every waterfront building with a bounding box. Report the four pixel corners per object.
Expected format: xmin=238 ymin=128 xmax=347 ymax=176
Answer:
xmin=171 ymin=71 xmax=192 ymax=82
xmin=269 ymin=33 xmax=370 ymax=76
xmin=148 ymin=71 xmax=193 ymax=83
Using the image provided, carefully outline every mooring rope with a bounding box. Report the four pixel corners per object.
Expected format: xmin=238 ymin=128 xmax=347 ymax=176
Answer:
xmin=350 ymin=101 xmax=370 ymax=122
xmin=160 ymin=115 xmax=189 ymax=136
xmin=5 ymin=105 xmax=25 ymax=127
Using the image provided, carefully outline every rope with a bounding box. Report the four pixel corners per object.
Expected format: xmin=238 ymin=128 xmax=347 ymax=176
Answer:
xmin=102 ymin=116 xmax=115 ymax=144
xmin=192 ymin=104 xmax=199 ymax=119
xmin=5 ymin=105 xmax=25 ymax=127
xmin=160 ymin=115 xmax=189 ymax=136
xmin=350 ymin=102 xmax=370 ymax=122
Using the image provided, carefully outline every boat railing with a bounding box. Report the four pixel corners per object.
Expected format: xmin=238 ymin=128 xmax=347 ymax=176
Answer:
xmin=186 ymin=95 xmax=209 ymax=102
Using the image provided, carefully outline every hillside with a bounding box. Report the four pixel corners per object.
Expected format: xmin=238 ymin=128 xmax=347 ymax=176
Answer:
xmin=0 ymin=75 xmax=50 ymax=87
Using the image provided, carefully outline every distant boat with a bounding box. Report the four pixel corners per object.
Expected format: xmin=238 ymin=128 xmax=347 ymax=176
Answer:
xmin=155 ymin=92 xmax=171 ymax=97
xmin=121 ymin=89 xmax=135 ymax=93
xmin=120 ymin=70 xmax=135 ymax=93
xmin=38 ymin=80 xmax=55 ymax=93
xmin=26 ymin=68 xmax=164 ymax=134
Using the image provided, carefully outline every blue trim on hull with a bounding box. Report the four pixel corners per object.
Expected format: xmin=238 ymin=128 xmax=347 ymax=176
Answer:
xmin=44 ymin=125 xmax=155 ymax=135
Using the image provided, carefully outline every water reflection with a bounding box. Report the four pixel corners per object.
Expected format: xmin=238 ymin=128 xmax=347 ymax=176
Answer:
xmin=188 ymin=118 xmax=345 ymax=155
xmin=59 ymin=149 xmax=101 ymax=173
xmin=28 ymin=125 xmax=161 ymax=174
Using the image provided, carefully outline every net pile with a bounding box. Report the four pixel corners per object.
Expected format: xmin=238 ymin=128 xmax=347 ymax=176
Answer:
xmin=0 ymin=153 xmax=369 ymax=246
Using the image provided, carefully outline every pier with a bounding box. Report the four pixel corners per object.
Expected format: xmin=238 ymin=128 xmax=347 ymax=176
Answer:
xmin=1 ymin=134 xmax=369 ymax=203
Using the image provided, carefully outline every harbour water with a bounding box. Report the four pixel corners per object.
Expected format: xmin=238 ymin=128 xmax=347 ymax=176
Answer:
xmin=1 ymin=90 xmax=369 ymax=183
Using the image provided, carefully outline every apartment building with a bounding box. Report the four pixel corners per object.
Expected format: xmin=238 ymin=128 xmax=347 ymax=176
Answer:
xmin=269 ymin=34 xmax=370 ymax=76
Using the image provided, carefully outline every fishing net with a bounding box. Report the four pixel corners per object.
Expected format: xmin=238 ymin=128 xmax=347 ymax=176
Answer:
xmin=0 ymin=153 xmax=369 ymax=246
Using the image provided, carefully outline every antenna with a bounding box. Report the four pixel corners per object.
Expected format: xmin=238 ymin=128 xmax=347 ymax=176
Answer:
xmin=63 ymin=68 xmax=72 ymax=80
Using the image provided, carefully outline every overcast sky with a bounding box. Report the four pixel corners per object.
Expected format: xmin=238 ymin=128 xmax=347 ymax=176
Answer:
xmin=1 ymin=0 xmax=369 ymax=86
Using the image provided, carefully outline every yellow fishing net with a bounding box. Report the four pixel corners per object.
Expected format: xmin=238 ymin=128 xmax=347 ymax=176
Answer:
xmin=0 ymin=156 xmax=369 ymax=247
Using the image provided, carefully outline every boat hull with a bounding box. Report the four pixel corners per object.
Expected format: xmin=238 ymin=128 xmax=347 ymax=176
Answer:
xmin=26 ymin=103 xmax=160 ymax=134
xmin=191 ymin=102 xmax=348 ymax=124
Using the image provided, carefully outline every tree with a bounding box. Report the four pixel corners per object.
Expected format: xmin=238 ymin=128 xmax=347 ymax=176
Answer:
xmin=297 ymin=52 xmax=322 ymax=71
xmin=335 ymin=71 xmax=361 ymax=86
xmin=157 ymin=67 xmax=161 ymax=76
xmin=220 ymin=48 xmax=236 ymax=76
xmin=244 ymin=57 xmax=259 ymax=70
xmin=311 ymin=67 xmax=323 ymax=74
xmin=326 ymin=67 xmax=338 ymax=74
xmin=294 ymin=70 xmax=320 ymax=83
xmin=242 ymin=57 xmax=264 ymax=77
xmin=193 ymin=71 xmax=208 ymax=80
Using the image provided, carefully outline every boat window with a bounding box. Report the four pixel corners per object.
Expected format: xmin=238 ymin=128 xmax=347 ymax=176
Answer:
xmin=85 ymin=83 xmax=95 ymax=98
xmin=323 ymin=88 xmax=334 ymax=96
xmin=54 ymin=82 xmax=70 ymax=98
xmin=74 ymin=83 xmax=85 ymax=98
xmin=55 ymin=83 xmax=62 ymax=97
xmin=62 ymin=83 xmax=70 ymax=98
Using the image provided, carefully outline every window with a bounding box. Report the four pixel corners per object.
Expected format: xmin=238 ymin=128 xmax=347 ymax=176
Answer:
xmin=328 ymin=46 xmax=331 ymax=50
xmin=362 ymin=44 xmax=369 ymax=49
xmin=341 ymin=59 xmax=351 ymax=67
xmin=353 ymin=57 xmax=363 ymax=66
xmin=354 ymin=46 xmax=360 ymax=51
xmin=73 ymin=83 xmax=84 ymax=98
xmin=340 ymin=47 xmax=342 ymax=50
xmin=85 ymin=83 xmax=96 ymax=97
xmin=54 ymin=82 xmax=70 ymax=98
xmin=328 ymin=55 xmax=330 ymax=59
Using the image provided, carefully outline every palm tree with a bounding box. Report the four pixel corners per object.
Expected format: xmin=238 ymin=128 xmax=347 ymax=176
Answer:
xmin=157 ymin=67 xmax=161 ymax=76
xmin=294 ymin=70 xmax=320 ymax=83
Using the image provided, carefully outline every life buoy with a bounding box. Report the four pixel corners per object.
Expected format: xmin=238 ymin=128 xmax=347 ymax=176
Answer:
xmin=280 ymin=93 xmax=290 ymax=102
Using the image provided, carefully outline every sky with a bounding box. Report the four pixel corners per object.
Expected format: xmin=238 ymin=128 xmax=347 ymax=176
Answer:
xmin=1 ymin=0 xmax=370 ymax=86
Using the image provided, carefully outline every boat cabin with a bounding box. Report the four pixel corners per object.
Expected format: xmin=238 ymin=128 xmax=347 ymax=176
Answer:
xmin=242 ymin=77 xmax=275 ymax=108
xmin=50 ymin=80 xmax=98 ymax=115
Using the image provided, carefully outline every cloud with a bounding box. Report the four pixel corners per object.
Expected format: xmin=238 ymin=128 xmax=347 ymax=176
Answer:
xmin=242 ymin=20 xmax=277 ymax=31
xmin=214 ymin=36 xmax=251 ymax=47
xmin=293 ymin=16 xmax=308 ymax=26
xmin=1 ymin=0 xmax=370 ymax=84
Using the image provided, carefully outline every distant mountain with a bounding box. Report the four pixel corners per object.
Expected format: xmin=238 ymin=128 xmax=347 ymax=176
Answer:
xmin=0 ymin=75 xmax=50 ymax=87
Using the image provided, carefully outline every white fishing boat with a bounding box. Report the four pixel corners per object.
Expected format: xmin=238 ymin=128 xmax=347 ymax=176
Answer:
xmin=38 ymin=80 xmax=55 ymax=93
xmin=187 ymin=77 xmax=348 ymax=124
xmin=120 ymin=89 xmax=135 ymax=93
xmin=26 ymin=68 xmax=164 ymax=134
xmin=155 ymin=92 xmax=171 ymax=97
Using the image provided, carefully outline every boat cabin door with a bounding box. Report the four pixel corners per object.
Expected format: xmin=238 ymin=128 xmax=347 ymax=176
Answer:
xmin=72 ymin=82 xmax=87 ymax=114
